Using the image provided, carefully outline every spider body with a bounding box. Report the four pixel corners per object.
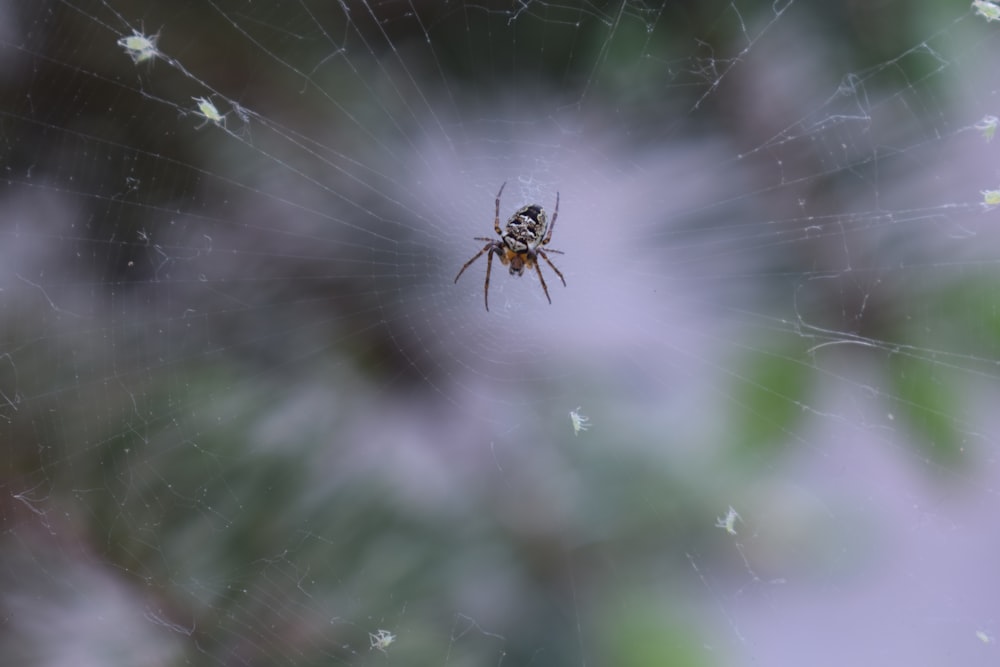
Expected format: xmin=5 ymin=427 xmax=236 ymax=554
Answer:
xmin=454 ymin=182 xmax=565 ymax=311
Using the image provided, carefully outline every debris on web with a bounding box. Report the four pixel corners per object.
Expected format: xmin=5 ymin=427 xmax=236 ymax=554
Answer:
xmin=118 ymin=28 xmax=160 ymax=64
xmin=569 ymin=406 xmax=590 ymax=435
xmin=973 ymin=1 xmax=1000 ymax=22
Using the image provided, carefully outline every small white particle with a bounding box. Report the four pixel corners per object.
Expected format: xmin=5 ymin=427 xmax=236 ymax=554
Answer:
xmin=193 ymin=96 xmax=227 ymax=129
xmin=973 ymin=1 xmax=1000 ymax=22
xmin=569 ymin=407 xmax=590 ymax=435
xmin=369 ymin=629 xmax=396 ymax=653
xmin=715 ymin=506 xmax=741 ymax=535
xmin=117 ymin=29 xmax=159 ymax=64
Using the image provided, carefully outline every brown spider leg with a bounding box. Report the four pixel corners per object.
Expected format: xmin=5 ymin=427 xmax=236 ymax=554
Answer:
xmin=537 ymin=249 xmax=566 ymax=286
xmin=483 ymin=246 xmax=497 ymax=312
xmin=542 ymin=191 xmax=559 ymax=244
xmin=494 ymin=182 xmax=507 ymax=235
xmin=531 ymin=255 xmax=552 ymax=304
xmin=454 ymin=240 xmax=495 ymax=283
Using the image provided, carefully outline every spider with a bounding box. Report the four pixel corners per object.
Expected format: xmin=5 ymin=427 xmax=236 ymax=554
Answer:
xmin=454 ymin=182 xmax=566 ymax=311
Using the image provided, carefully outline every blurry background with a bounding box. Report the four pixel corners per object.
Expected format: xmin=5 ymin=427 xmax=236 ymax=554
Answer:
xmin=3 ymin=0 xmax=1000 ymax=665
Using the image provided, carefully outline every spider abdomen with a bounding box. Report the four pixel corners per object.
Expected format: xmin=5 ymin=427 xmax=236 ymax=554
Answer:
xmin=503 ymin=204 xmax=548 ymax=252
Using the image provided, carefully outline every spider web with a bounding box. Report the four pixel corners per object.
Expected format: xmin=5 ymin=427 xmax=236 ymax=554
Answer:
xmin=3 ymin=0 xmax=1000 ymax=665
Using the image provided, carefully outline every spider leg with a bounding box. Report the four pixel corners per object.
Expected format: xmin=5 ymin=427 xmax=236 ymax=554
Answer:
xmin=537 ymin=249 xmax=566 ymax=287
xmin=494 ymin=182 xmax=507 ymax=235
xmin=454 ymin=241 xmax=494 ymax=283
xmin=532 ymin=256 xmax=552 ymax=304
xmin=542 ymin=191 xmax=559 ymax=244
xmin=484 ymin=246 xmax=496 ymax=312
